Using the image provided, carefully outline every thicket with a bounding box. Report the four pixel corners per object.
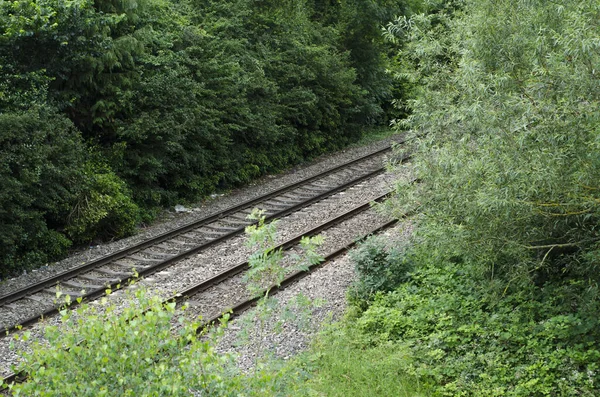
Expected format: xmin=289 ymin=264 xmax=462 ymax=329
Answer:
xmin=0 ymin=0 xmax=406 ymax=277
xmin=318 ymin=0 xmax=600 ymax=395
xmin=347 ymin=235 xmax=412 ymax=308
xmin=6 ymin=289 xmax=241 ymax=396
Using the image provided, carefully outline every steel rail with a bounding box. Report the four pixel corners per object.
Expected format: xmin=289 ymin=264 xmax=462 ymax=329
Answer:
xmin=0 ymin=150 xmax=411 ymax=337
xmin=0 ymin=169 xmax=379 ymax=335
xmin=166 ymin=191 xmax=392 ymax=305
xmin=1 ymin=197 xmax=399 ymax=388
xmin=197 ymin=219 xmax=398 ymax=331
xmin=0 ymin=143 xmax=397 ymax=307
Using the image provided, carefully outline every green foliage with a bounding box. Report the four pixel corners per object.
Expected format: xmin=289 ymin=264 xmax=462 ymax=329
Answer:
xmin=1 ymin=0 xmax=416 ymax=275
xmin=244 ymin=208 xmax=324 ymax=296
xmin=193 ymin=0 xmax=368 ymax=163
xmin=388 ymin=0 xmax=600 ymax=280
xmin=342 ymin=0 xmax=600 ymax=394
xmin=308 ymin=0 xmax=420 ymax=124
xmin=296 ymin=324 xmax=428 ymax=397
xmin=0 ymin=108 xmax=82 ymax=276
xmin=237 ymin=208 xmax=324 ymax=372
xmin=350 ymin=258 xmax=600 ymax=395
xmin=244 ymin=209 xmax=286 ymax=296
xmin=5 ymin=288 xmax=241 ymax=396
xmin=348 ymin=236 xmax=412 ymax=307
xmin=65 ymin=162 xmax=140 ymax=243
xmin=0 ymin=107 xmax=139 ymax=276
xmin=335 ymin=0 xmax=402 ymax=123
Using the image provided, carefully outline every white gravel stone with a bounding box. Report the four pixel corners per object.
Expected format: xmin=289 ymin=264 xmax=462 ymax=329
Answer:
xmin=0 ymin=136 xmax=401 ymax=295
xmin=0 ymin=135 xmax=410 ymax=380
xmin=214 ymin=221 xmax=414 ymax=371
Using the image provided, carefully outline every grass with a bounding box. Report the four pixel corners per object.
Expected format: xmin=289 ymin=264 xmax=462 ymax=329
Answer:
xmin=293 ymin=324 xmax=428 ymax=397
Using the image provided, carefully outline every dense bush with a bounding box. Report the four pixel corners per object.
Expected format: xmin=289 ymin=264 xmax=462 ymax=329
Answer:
xmin=5 ymin=288 xmax=241 ymax=396
xmin=352 ymin=257 xmax=600 ymax=395
xmin=0 ymin=108 xmax=140 ymax=276
xmin=2 ymin=0 xmax=398 ymax=209
xmin=0 ymin=109 xmax=83 ymax=276
xmin=348 ymin=236 xmax=412 ymax=307
xmin=0 ymin=0 xmax=410 ymax=275
xmin=389 ymin=0 xmax=600 ymax=280
xmin=65 ymin=163 xmax=140 ymax=244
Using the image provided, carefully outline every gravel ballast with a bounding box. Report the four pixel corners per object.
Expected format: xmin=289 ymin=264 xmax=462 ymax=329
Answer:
xmin=0 ymin=136 xmax=400 ymax=296
xmin=0 ymin=135 xmax=410 ymax=381
xmin=214 ymin=221 xmax=414 ymax=372
xmin=0 ymin=172 xmax=398 ymax=377
xmin=0 ymin=172 xmax=397 ymax=333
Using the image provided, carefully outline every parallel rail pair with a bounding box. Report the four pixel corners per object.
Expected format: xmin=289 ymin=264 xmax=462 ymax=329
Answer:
xmin=0 ymin=142 xmax=404 ymax=335
xmin=1 ymin=141 xmax=410 ymax=387
xmin=2 ymin=188 xmax=405 ymax=386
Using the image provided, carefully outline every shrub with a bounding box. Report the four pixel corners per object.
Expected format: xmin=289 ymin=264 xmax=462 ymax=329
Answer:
xmin=387 ymin=0 xmax=600 ymax=281
xmin=0 ymin=108 xmax=84 ymax=276
xmin=5 ymin=288 xmax=241 ymax=396
xmin=351 ymin=257 xmax=600 ymax=395
xmin=65 ymin=162 xmax=140 ymax=244
xmin=348 ymin=236 xmax=412 ymax=307
xmin=0 ymin=107 xmax=140 ymax=276
xmin=0 ymin=0 xmax=412 ymax=275
xmin=345 ymin=0 xmax=600 ymax=394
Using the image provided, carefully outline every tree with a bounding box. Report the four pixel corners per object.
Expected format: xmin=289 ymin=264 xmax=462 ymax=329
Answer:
xmin=389 ymin=0 xmax=600 ymax=281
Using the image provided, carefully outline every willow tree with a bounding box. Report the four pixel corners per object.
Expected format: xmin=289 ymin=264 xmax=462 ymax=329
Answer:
xmin=389 ymin=0 xmax=600 ymax=283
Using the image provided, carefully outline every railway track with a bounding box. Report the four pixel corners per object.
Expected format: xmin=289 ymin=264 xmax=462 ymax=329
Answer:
xmin=1 ymin=191 xmax=400 ymax=387
xmin=197 ymin=218 xmax=397 ymax=332
xmin=0 ymin=141 xmax=406 ymax=336
xmin=169 ymin=191 xmax=395 ymax=318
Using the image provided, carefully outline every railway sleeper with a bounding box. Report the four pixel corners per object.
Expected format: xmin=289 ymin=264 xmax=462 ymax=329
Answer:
xmin=113 ymin=259 xmax=136 ymax=267
xmin=43 ymin=288 xmax=86 ymax=298
xmin=61 ymin=280 xmax=103 ymax=290
xmin=307 ymin=182 xmax=334 ymax=189
xmin=155 ymin=243 xmax=176 ymax=250
xmin=201 ymin=224 xmax=239 ymax=233
xmin=184 ymin=300 xmax=203 ymax=308
xmin=141 ymin=250 xmax=175 ymax=259
xmin=227 ymin=213 xmax=253 ymax=222
xmin=78 ymin=275 xmax=116 ymax=286
xmin=268 ymin=197 xmax=301 ymax=205
xmin=112 ymin=261 xmax=150 ymax=272
xmin=261 ymin=202 xmax=290 ymax=211
xmin=95 ymin=268 xmax=131 ymax=278
xmin=221 ymin=217 xmax=251 ymax=226
xmin=297 ymin=185 xmax=330 ymax=193
xmin=127 ymin=255 xmax=164 ymax=264
xmin=196 ymin=230 xmax=224 ymax=238
xmin=169 ymin=239 xmax=193 ymax=246
xmin=181 ymin=232 xmax=204 ymax=240
xmin=23 ymin=295 xmax=47 ymax=304
xmin=333 ymin=170 xmax=355 ymax=178
xmin=2 ymin=302 xmax=21 ymax=311
xmin=283 ymin=191 xmax=313 ymax=200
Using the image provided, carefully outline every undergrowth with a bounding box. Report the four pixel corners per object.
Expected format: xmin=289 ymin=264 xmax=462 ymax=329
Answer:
xmin=4 ymin=288 xmax=238 ymax=396
xmin=296 ymin=323 xmax=428 ymax=397
xmin=350 ymin=254 xmax=600 ymax=395
xmin=282 ymin=0 xmax=600 ymax=394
